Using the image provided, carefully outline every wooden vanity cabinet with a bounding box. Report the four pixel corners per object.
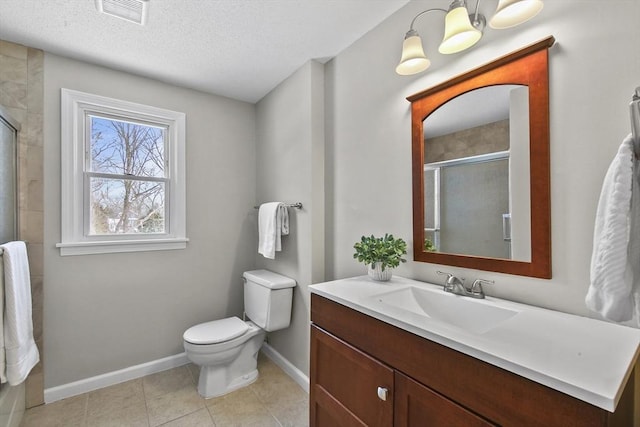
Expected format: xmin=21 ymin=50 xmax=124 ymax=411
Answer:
xmin=310 ymin=325 xmax=393 ymax=427
xmin=310 ymin=294 xmax=635 ymax=427
xmin=311 ymin=325 xmax=496 ymax=427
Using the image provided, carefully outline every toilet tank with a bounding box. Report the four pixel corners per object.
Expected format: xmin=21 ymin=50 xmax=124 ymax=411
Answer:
xmin=243 ymin=269 xmax=296 ymax=332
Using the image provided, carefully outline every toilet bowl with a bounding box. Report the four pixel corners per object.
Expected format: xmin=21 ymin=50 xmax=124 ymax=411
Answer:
xmin=183 ymin=270 xmax=296 ymax=398
xmin=183 ymin=318 xmax=265 ymax=398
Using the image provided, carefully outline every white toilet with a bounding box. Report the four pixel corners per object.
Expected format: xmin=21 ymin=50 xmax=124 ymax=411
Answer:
xmin=183 ymin=269 xmax=296 ymax=398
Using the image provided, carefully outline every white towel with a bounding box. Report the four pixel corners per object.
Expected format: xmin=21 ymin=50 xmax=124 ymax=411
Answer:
xmin=586 ymin=135 xmax=640 ymax=324
xmin=258 ymin=203 xmax=289 ymax=259
xmin=0 ymin=241 xmax=39 ymax=385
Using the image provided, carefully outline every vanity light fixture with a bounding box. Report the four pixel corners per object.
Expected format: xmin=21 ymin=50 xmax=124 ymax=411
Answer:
xmin=439 ymin=0 xmax=483 ymax=55
xmin=395 ymin=0 xmax=544 ymax=75
xmin=490 ymin=0 xmax=544 ymax=29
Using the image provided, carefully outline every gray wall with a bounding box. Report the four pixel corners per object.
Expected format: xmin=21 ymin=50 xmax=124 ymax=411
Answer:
xmin=255 ymin=61 xmax=325 ymax=377
xmin=43 ymin=54 xmax=257 ymax=387
xmin=325 ymin=0 xmax=640 ymax=319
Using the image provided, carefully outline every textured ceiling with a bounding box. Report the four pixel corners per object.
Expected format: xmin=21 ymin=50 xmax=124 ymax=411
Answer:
xmin=0 ymin=0 xmax=409 ymax=103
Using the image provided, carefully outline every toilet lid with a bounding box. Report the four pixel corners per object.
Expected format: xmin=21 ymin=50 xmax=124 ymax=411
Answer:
xmin=183 ymin=316 xmax=249 ymax=344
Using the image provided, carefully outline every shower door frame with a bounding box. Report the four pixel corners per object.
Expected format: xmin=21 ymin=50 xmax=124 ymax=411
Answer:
xmin=0 ymin=104 xmax=21 ymax=243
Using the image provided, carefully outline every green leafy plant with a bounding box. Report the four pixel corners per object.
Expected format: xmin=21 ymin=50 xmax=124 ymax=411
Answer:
xmin=353 ymin=234 xmax=407 ymax=271
xmin=424 ymin=238 xmax=436 ymax=252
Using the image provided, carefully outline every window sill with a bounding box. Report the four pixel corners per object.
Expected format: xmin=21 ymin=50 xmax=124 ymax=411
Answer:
xmin=56 ymin=238 xmax=189 ymax=256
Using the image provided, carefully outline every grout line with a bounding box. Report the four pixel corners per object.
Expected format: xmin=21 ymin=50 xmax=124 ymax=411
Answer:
xmin=251 ymin=388 xmax=283 ymax=427
xmin=140 ymin=374 xmax=151 ymax=427
xmin=81 ymin=392 xmax=89 ymax=425
xmin=205 ymin=404 xmax=217 ymax=426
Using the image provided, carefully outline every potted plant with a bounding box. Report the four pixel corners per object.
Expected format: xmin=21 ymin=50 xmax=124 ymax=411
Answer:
xmin=424 ymin=238 xmax=436 ymax=252
xmin=353 ymin=234 xmax=407 ymax=281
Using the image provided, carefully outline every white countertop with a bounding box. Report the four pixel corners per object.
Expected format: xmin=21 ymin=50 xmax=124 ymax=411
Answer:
xmin=310 ymin=275 xmax=640 ymax=412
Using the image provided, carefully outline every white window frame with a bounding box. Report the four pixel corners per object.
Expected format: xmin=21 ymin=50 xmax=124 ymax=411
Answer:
xmin=58 ymin=89 xmax=188 ymax=256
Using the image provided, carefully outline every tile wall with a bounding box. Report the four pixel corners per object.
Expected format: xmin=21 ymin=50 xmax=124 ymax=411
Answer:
xmin=0 ymin=39 xmax=44 ymax=408
xmin=424 ymin=119 xmax=509 ymax=163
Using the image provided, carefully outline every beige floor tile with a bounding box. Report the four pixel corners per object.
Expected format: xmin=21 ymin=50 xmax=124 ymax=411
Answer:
xmin=86 ymin=379 xmax=148 ymax=426
xmin=256 ymin=353 xmax=279 ymax=371
xmin=209 ymin=411 xmax=280 ymax=427
xmin=21 ymin=352 xmax=309 ymax=427
xmin=87 ymin=378 xmax=145 ymax=412
xmin=186 ymin=363 xmax=200 ymax=384
xmin=205 ymin=386 xmax=257 ymax=411
xmin=20 ymin=394 xmax=87 ymax=427
xmin=255 ymin=356 xmax=297 ymax=385
xmin=249 ymin=354 xmax=308 ymax=424
xmin=207 ymin=387 xmax=279 ymax=427
xmin=208 ymin=405 xmax=280 ymax=427
xmin=86 ymin=402 xmax=149 ymax=427
xmin=86 ymin=413 xmax=149 ymax=427
xmin=269 ymin=398 xmax=309 ymax=427
xmin=159 ymin=408 xmax=214 ymax=427
xmin=143 ymin=366 xmax=194 ymax=399
xmin=251 ymin=372 xmax=306 ymax=408
xmin=146 ymin=384 xmax=205 ymax=426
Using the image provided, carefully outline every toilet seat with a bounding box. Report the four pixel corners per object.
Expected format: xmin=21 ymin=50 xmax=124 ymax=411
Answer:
xmin=183 ymin=316 xmax=249 ymax=345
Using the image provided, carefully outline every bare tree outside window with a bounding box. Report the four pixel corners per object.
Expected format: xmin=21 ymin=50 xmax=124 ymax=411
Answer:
xmin=60 ymin=89 xmax=186 ymax=255
xmin=88 ymin=116 xmax=167 ymax=235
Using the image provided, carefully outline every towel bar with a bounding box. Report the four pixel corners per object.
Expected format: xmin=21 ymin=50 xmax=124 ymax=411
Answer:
xmin=253 ymin=202 xmax=303 ymax=210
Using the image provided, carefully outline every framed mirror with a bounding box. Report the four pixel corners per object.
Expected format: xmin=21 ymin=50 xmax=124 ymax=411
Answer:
xmin=410 ymin=37 xmax=554 ymax=278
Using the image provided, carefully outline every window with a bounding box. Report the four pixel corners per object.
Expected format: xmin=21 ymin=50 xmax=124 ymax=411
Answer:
xmin=58 ymin=89 xmax=187 ymax=255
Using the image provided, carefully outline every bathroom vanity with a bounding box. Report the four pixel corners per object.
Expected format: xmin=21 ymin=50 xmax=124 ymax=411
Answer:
xmin=309 ymin=276 xmax=639 ymax=426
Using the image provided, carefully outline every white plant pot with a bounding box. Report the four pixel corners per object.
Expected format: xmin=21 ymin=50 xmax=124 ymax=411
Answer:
xmin=368 ymin=262 xmax=393 ymax=281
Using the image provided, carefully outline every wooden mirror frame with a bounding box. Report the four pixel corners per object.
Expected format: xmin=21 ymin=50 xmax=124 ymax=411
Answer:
xmin=410 ymin=37 xmax=554 ymax=278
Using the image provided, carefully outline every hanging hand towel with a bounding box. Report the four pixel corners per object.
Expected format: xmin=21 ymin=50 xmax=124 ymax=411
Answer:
xmin=258 ymin=202 xmax=289 ymax=259
xmin=586 ymin=135 xmax=640 ymax=324
xmin=0 ymin=241 xmax=40 ymax=385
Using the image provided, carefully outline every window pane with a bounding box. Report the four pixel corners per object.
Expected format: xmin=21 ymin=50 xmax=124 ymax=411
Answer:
xmin=89 ymin=177 xmax=165 ymax=235
xmin=89 ymin=115 xmax=165 ymax=178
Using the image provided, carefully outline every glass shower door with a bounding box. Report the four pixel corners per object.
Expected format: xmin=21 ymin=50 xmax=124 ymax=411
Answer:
xmin=0 ymin=108 xmax=19 ymax=244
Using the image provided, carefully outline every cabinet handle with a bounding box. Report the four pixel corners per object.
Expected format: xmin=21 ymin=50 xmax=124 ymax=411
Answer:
xmin=377 ymin=386 xmax=388 ymax=401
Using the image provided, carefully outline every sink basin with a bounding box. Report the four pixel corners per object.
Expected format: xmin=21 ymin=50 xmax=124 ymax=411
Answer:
xmin=371 ymin=286 xmax=519 ymax=334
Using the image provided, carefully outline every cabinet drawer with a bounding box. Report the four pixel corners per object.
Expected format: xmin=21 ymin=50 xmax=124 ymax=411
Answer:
xmin=395 ymin=371 xmax=497 ymax=427
xmin=311 ymin=325 xmax=394 ymax=427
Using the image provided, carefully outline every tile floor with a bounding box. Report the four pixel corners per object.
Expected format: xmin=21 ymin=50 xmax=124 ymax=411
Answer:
xmin=20 ymin=353 xmax=309 ymax=427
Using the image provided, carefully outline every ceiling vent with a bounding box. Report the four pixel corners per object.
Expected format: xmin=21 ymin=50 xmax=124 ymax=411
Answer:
xmin=95 ymin=0 xmax=149 ymax=25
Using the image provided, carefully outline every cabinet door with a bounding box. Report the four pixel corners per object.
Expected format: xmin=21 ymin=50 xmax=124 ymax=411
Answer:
xmin=310 ymin=325 xmax=394 ymax=427
xmin=395 ymin=372 xmax=497 ymax=427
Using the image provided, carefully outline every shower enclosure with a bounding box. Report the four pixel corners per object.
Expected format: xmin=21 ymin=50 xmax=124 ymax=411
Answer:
xmin=0 ymin=105 xmax=25 ymax=427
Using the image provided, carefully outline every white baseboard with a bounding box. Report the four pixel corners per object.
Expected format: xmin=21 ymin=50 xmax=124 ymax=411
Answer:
xmin=44 ymin=344 xmax=309 ymax=404
xmin=261 ymin=343 xmax=309 ymax=393
xmin=44 ymin=352 xmax=189 ymax=403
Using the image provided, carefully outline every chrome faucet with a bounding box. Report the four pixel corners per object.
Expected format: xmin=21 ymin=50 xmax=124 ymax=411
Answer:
xmin=470 ymin=278 xmax=494 ymax=299
xmin=437 ymin=271 xmax=467 ymax=294
xmin=436 ymin=271 xmax=493 ymax=299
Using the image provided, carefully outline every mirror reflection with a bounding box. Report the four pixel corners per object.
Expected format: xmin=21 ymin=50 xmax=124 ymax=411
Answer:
xmin=409 ymin=36 xmax=553 ymax=278
xmin=422 ymin=85 xmax=531 ymax=261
